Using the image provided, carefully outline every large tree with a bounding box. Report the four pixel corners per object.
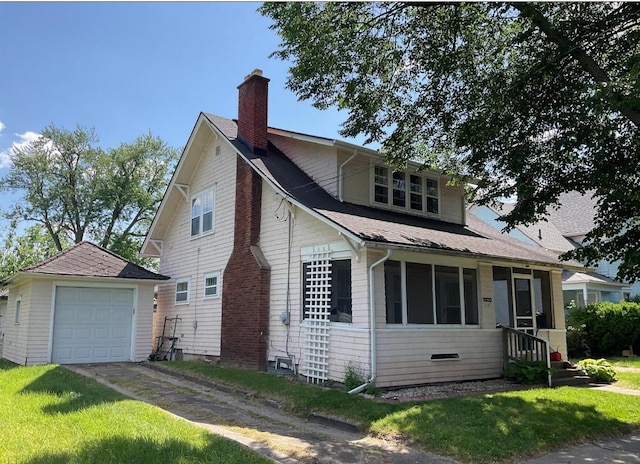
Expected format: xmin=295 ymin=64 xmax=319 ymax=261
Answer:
xmin=0 ymin=222 xmax=71 ymax=282
xmin=260 ymin=2 xmax=640 ymax=281
xmin=0 ymin=124 xmax=178 ymax=265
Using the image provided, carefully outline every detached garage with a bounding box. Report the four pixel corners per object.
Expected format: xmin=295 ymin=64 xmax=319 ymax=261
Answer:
xmin=0 ymin=241 xmax=169 ymax=365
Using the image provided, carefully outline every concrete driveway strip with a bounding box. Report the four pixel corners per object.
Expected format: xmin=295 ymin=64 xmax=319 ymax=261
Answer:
xmin=517 ymin=431 xmax=640 ymax=464
xmin=66 ymin=362 xmax=457 ymax=464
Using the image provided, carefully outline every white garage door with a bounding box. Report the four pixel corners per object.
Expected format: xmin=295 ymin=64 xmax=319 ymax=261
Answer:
xmin=52 ymin=287 xmax=133 ymax=364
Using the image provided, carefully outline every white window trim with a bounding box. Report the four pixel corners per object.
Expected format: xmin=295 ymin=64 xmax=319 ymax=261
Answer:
xmin=203 ymin=271 xmax=221 ymax=299
xmin=14 ymin=297 xmax=21 ymax=325
xmin=190 ymin=186 xmax=216 ymax=238
xmin=175 ymin=278 xmax=190 ymax=305
xmin=371 ymin=165 xmax=440 ymax=218
xmin=386 ymin=261 xmax=478 ymax=327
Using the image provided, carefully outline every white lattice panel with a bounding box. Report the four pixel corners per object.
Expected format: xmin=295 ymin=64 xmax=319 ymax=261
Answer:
xmin=303 ymin=246 xmax=331 ymax=383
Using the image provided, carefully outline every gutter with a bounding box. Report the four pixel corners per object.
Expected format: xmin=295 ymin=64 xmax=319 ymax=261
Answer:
xmin=348 ymin=249 xmax=392 ymax=395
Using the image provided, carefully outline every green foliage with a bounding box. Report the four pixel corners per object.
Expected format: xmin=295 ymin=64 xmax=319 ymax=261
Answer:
xmin=0 ymin=125 xmax=178 ymax=264
xmin=261 ymin=2 xmax=640 ymax=282
xmin=343 ymin=360 xmax=367 ymax=392
xmin=567 ymin=302 xmax=640 ymax=357
xmin=0 ymin=222 xmax=71 ymax=281
xmin=167 ymin=361 xmax=640 ymax=464
xmin=577 ymin=358 xmax=617 ymax=383
xmin=0 ymin=364 xmax=271 ymax=464
xmin=503 ymin=360 xmax=551 ymax=384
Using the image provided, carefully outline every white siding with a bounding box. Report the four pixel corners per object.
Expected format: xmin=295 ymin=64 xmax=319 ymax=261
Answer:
xmin=135 ymin=282 xmax=157 ymax=362
xmin=26 ymin=279 xmax=53 ymax=365
xmin=340 ymin=151 xmax=371 ymax=205
xmin=3 ymin=281 xmax=33 ymax=365
xmin=0 ymin=299 xmax=6 ymax=358
xmin=376 ymin=328 xmax=503 ymax=387
xmin=154 ymin=135 xmax=237 ymax=357
xmin=260 ymin=184 xmax=369 ymax=381
xmin=270 ymin=134 xmax=339 ymax=197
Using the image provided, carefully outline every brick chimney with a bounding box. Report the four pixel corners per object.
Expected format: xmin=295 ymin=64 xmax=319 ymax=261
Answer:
xmin=220 ymin=70 xmax=271 ymax=371
xmin=236 ymin=69 xmax=269 ymax=155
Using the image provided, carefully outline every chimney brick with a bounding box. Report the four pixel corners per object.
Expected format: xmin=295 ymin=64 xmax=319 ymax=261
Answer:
xmin=237 ymin=69 xmax=269 ymax=155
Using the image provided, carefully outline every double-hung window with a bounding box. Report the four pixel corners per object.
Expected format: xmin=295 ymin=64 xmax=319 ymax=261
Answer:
xmin=302 ymin=259 xmax=352 ymax=323
xmin=175 ymin=278 xmax=190 ymax=305
xmin=203 ymin=272 xmax=221 ymax=299
xmin=373 ymin=166 xmax=439 ymax=216
xmin=191 ymin=187 xmax=215 ymax=237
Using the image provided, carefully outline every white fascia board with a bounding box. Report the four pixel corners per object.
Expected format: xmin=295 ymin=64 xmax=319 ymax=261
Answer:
xmin=203 ymin=118 xmax=365 ymax=248
xmin=141 ymin=114 xmax=212 ymax=256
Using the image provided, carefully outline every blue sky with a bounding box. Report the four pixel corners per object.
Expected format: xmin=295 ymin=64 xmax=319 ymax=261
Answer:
xmin=0 ymin=2 xmax=367 ymax=233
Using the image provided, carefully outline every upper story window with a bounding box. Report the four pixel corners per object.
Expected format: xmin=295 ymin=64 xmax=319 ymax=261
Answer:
xmin=373 ymin=166 xmax=439 ymax=216
xmin=191 ymin=187 xmax=215 ymax=237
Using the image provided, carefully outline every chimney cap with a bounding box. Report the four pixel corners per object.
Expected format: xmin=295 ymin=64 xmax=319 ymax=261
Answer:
xmin=244 ymin=69 xmax=263 ymax=81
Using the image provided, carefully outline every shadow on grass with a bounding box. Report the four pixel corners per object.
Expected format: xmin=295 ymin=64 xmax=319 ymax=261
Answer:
xmin=23 ymin=435 xmax=273 ymax=464
xmin=19 ymin=365 xmax=123 ymax=415
xmin=374 ymin=391 xmax=639 ymax=463
xmin=0 ymin=359 xmax=20 ymax=371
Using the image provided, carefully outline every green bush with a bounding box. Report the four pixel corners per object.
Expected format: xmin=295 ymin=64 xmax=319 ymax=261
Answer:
xmin=343 ymin=361 xmax=366 ymax=392
xmin=566 ymin=302 xmax=640 ymax=357
xmin=503 ymin=360 xmax=551 ymax=384
xmin=577 ymin=358 xmax=617 ymax=383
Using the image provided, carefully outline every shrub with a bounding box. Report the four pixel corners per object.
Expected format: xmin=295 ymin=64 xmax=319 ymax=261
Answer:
xmin=343 ymin=361 xmax=366 ymax=392
xmin=566 ymin=302 xmax=640 ymax=357
xmin=503 ymin=360 xmax=551 ymax=384
xmin=577 ymin=358 xmax=617 ymax=383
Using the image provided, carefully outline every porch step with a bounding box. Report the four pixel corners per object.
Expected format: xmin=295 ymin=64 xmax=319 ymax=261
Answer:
xmin=551 ymin=362 xmax=591 ymax=387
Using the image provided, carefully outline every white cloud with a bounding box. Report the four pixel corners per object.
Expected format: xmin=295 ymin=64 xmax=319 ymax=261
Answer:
xmin=0 ymin=121 xmax=5 ymax=133
xmin=0 ymin=131 xmax=40 ymax=169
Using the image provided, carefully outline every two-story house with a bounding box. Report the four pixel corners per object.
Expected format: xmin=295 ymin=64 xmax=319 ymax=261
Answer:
xmin=141 ymin=70 xmax=575 ymax=388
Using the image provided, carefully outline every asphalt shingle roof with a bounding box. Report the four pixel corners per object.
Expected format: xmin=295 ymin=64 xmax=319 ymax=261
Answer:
xmin=205 ymin=114 xmax=572 ymax=268
xmin=22 ymin=241 xmax=169 ymax=281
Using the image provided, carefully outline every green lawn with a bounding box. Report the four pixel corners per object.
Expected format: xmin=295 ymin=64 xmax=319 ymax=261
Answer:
xmin=167 ymin=361 xmax=640 ymax=464
xmin=0 ymin=360 xmax=271 ymax=464
xmin=608 ymin=357 xmax=640 ymax=390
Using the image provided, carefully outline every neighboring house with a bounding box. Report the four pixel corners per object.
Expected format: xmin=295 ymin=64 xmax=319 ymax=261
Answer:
xmin=0 ymin=241 xmax=169 ymax=366
xmin=470 ymin=193 xmax=636 ymax=306
xmin=0 ymin=289 xmax=7 ymax=359
xmin=141 ymin=69 xmax=576 ymax=388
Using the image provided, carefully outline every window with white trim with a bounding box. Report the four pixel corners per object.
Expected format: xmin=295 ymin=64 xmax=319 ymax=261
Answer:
xmin=14 ymin=297 xmax=21 ymax=325
xmin=175 ymin=278 xmax=190 ymax=304
xmin=203 ymin=272 xmax=221 ymax=299
xmin=303 ymin=259 xmax=352 ymax=322
xmin=384 ymin=260 xmax=478 ymax=325
xmin=373 ymin=166 xmax=439 ymax=216
xmin=191 ymin=187 xmax=215 ymax=237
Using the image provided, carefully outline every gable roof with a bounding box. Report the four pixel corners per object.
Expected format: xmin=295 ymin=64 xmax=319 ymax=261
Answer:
xmin=478 ymin=202 xmax=577 ymax=254
xmin=17 ymin=241 xmax=169 ymax=281
xmin=198 ymin=114 xmax=577 ymax=269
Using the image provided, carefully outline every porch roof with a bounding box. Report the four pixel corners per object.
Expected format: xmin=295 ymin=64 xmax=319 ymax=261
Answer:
xmin=206 ymin=114 xmax=581 ymax=269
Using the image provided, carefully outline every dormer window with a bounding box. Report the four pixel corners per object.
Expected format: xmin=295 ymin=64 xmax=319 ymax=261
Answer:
xmin=373 ymin=166 xmax=439 ymax=216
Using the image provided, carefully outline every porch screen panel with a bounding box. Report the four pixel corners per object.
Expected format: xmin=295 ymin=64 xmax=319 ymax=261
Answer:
xmin=303 ymin=246 xmax=331 ymax=384
xmin=385 ymin=260 xmax=402 ymax=323
xmin=406 ymin=262 xmax=434 ymax=324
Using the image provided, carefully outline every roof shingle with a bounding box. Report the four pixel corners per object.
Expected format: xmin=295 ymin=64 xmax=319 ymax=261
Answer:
xmin=22 ymin=241 xmax=169 ymax=281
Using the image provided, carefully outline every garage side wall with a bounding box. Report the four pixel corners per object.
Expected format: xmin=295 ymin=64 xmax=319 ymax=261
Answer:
xmin=2 ymin=281 xmax=33 ymax=365
xmin=135 ymin=282 xmax=156 ymax=362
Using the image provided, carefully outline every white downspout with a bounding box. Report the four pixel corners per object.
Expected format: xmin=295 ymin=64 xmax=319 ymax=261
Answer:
xmin=338 ymin=150 xmax=358 ymax=202
xmin=348 ymin=249 xmax=392 ymax=394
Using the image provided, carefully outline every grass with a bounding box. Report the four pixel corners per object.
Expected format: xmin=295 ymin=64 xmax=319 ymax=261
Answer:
xmin=166 ymin=361 xmax=640 ymax=463
xmin=607 ymin=357 xmax=640 ymax=391
xmin=608 ymin=357 xmax=640 ymax=369
xmin=0 ymin=360 xmax=272 ymax=464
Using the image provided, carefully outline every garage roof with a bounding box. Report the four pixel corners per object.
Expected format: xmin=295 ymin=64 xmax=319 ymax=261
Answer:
xmin=19 ymin=241 xmax=170 ymax=281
